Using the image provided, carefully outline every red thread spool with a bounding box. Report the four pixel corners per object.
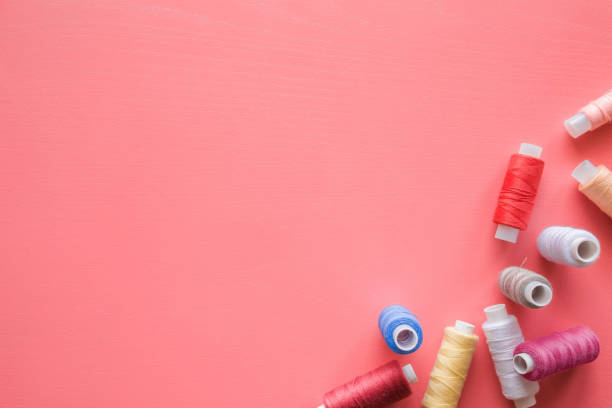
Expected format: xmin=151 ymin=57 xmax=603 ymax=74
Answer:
xmin=319 ymin=360 xmax=416 ymax=408
xmin=493 ymin=143 xmax=545 ymax=243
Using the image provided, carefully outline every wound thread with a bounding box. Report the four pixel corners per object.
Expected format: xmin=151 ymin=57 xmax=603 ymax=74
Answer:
xmin=580 ymin=90 xmax=612 ymax=131
xmin=378 ymin=305 xmax=423 ymax=354
xmin=513 ymin=326 xmax=600 ymax=381
xmin=482 ymin=305 xmax=539 ymax=408
xmin=422 ymin=321 xmax=478 ymax=408
xmin=494 ymin=154 xmax=545 ymax=231
xmin=321 ymin=360 xmax=414 ymax=408
xmin=537 ymin=226 xmax=600 ymax=267
xmin=578 ymin=164 xmax=612 ymax=218
xmin=498 ymin=267 xmax=553 ymax=309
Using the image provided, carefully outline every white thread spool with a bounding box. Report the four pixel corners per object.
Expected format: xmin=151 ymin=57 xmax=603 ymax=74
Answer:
xmin=482 ymin=304 xmax=539 ymax=408
xmin=495 ymin=143 xmax=543 ymax=243
xmin=316 ymin=364 xmax=418 ymax=408
xmin=537 ymin=226 xmax=600 ymax=267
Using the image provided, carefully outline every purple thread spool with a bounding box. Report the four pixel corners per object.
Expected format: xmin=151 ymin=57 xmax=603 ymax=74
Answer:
xmin=513 ymin=326 xmax=600 ymax=381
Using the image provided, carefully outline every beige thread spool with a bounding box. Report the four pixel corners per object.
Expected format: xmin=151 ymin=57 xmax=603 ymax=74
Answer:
xmin=422 ymin=321 xmax=479 ymax=408
xmin=572 ymin=161 xmax=612 ymax=218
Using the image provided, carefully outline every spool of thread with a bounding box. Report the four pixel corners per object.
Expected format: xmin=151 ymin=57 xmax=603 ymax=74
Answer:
xmin=493 ymin=143 xmax=545 ymax=243
xmin=565 ymin=89 xmax=612 ymax=138
xmin=422 ymin=320 xmax=478 ymax=408
xmin=572 ymin=160 xmax=612 ymax=218
xmin=318 ymin=360 xmax=417 ymax=408
xmin=482 ymin=304 xmax=539 ymax=408
xmin=498 ymin=267 xmax=553 ymax=309
xmin=378 ymin=305 xmax=423 ymax=354
xmin=537 ymin=226 xmax=600 ymax=267
xmin=513 ymin=326 xmax=600 ymax=381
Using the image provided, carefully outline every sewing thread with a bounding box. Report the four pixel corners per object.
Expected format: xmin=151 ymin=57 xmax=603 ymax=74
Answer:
xmin=498 ymin=267 xmax=553 ymax=309
xmin=482 ymin=304 xmax=539 ymax=408
xmin=493 ymin=144 xmax=544 ymax=243
xmin=537 ymin=226 xmax=600 ymax=267
xmin=573 ymin=162 xmax=612 ymax=218
xmin=513 ymin=326 xmax=600 ymax=381
xmin=378 ymin=305 xmax=423 ymax=354
xmin=320 ymin=360 xmax=416 ymax=408
xmin=422 ymin=321 xmax=478 ymax=408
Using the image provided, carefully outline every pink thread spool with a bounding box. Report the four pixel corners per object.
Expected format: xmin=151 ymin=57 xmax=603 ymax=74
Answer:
xmin=512 ymin=326 xmax=600 ymax=381
xmin=565 ymin=90 xmax=612 ymax=138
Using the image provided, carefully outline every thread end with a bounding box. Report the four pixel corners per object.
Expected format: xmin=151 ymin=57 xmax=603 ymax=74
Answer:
xmin=565 ymin=113 xmax=591 ymax=138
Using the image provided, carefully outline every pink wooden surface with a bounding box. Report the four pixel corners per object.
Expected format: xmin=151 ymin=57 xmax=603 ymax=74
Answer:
xmin=2 ymin=1 xmax=612 ymax=407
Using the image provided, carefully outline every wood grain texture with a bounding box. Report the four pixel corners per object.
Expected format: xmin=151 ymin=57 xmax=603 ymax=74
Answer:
xmin=2 ymin=1 xmax=612 ymax=407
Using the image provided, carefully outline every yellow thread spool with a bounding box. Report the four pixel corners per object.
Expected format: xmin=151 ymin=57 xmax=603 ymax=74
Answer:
xmin=422 ymin=321 xmax=479 ymax=408
xmin=572 ymin=161 xmax=612 ymax=218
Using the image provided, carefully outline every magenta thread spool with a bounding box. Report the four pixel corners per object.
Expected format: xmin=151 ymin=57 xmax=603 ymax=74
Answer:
xmin=513 ymin=326 xmax=600 ymax=381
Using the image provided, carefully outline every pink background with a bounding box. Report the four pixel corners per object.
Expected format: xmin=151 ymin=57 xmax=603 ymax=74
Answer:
xmin=2 ymin=1 xmax=612 ymax=407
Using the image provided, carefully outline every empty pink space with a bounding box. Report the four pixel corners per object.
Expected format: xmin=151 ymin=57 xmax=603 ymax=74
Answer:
xmin=2 ymin=1 xmax=612 ymax=407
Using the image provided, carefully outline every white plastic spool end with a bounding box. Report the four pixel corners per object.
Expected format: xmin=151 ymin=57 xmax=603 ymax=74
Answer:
xmin=392 ymin=324 xmax=419 ymax=352
xmin=484 ymin=304 xmax=508 ymax=323
xmin=565 ymin=112 xmax=591 ymax=138
xmin=514 ymin=395 xmax=537 ymax=408
xmin=513 ymin=353 xmax=535 ymax=375
xmin=454 ymin=320 xmax=475 ymax=335
xmin=570 ymin=237 xmax=600 ymax=265
xmin=495 ymin=143 xmax=542 ymax=243
xmin=402 ymin=364 xmax=418 ymax=384
xmin=495 ymin=224 xmax=519 ymax=243
xmin=524 ymin=281 xmax=553 ymax=308
xmin=518 ymin=143 xmax=542 ymax=159
xmin=572 ymin=160 xmax=598 ymax=185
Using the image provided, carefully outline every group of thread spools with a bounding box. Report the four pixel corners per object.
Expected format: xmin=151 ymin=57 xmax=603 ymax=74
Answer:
xmin=316 ymin=89 xmax=612 ymax=408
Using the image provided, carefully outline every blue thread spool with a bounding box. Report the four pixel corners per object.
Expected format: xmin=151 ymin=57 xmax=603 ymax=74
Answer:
xmin=378 ymin=305 xmax=423 ymax=354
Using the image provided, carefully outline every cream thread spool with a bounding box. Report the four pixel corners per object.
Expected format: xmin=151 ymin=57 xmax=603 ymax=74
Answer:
xmin=537 ymin=226 xmax=600 ymax=267
xmin=565 ymin=90 xmax=612 ymax=138
xmin=482 ymin=304 xmax=539 ymax=408
xmin=572 ymin=160 xmax=612 ymax=218
xmin=422 ymin=320 xmax=478 ymax=408
xmin=498 ymin=266 xmax=553 ymax=309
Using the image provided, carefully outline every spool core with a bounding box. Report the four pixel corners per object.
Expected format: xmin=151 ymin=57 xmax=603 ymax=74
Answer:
xmin=495 ymin=143 xmax=542 ymax=243
xmin=572 ymin=160 xmax=598 ymax=185
xmin=565 ymin=112 xmax=591 ymax=138
xmin=523 ymin=281 xmax=553 ymax=308
xmin=484 ymin=304 xmax=508 ymax=323
xmin=454 ymin=320 xmax=475 ymax=335
xmin=513 ymin=353 xmax=535 ymax=375
xmin=392 ymin=324 xmax=419 ymax=352
xmin=570 ymin=237 xmax=600 ymax=265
